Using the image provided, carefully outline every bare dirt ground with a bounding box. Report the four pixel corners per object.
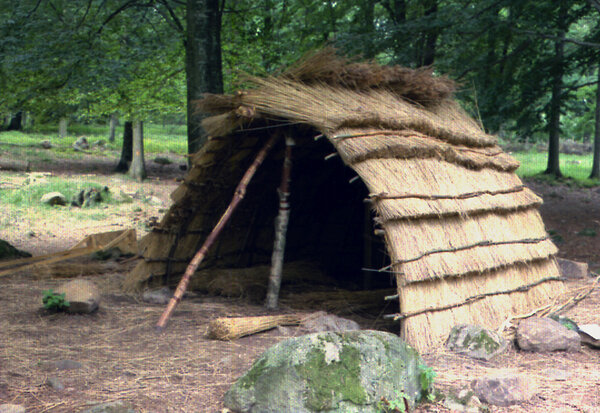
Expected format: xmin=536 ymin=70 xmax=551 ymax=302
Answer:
xmin=0 ymin=151 xmax=599 ymax=412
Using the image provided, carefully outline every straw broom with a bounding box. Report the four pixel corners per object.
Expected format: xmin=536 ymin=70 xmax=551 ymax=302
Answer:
xmin=207 ymin=314 xmax=303 ymax=341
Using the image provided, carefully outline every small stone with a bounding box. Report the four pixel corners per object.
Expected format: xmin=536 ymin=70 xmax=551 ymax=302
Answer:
xmin=46 ymin=376 xmax=65 ymax=390
xmin=471 ymin=372 xmax=535 ymax=407
xmin=0 ymin=404 xmax=26 ymax=413
xmin=55 ymin=359 xmax=82 ymax=370
xmin=542 ymin=368 xmax=570 ymax=381
xmin=142 ymin=287 xmax=171 ymax=305
xmin=147 ymin=196 xmax=163 ymax=206
xmin=557 ymin=258 xmax=589 ymax=279
xmin=301 ymin=311 xmax=360 ymax=333
xmin=40 ymin=140 xmax=52 ymax=149
xmin=54 ymin=279 xmax=101 ymax=314
xmin=80 ymin=401 xmax=137 ymax=413
xmin=41 ymin=192 xmax=67 ymax=206
xmin=73 ymin=136 xmax=89 ymax=150
xmin=446 ymin=324 xmax=508 ymax=360
xmin=153 ymin=157 xmax=172 ymax=165
xmin=578 ymin=324 xmax=600 ymax=348
xmin=517 ymin=317 xmax=580 ymax=352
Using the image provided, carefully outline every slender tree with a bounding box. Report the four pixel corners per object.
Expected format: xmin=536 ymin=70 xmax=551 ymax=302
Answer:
xmin=591 ymin=63 xmax=600 ymax=179
xmin=115 ymin=121 xmax=133 ymax=173
xmin=544 ymin=30 xmax=566 ymax=178
xmin=129 ymin=120 xmax=147 ymax=181
xmin=186 ymin=0 xmax=224 ymax=156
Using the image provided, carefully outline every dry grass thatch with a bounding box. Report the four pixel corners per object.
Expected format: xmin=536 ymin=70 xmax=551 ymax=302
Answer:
xmin=124 ymin=49 xmax=565 ymax=352
xmin=207 ymin=314 xmax=302 ymax=341
xmin=280 ymin=47 xmax=457 ymax=105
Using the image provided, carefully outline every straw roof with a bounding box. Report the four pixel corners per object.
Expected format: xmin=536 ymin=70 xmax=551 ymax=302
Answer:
xmin=124 ymin=49 xmax=565 ymax=352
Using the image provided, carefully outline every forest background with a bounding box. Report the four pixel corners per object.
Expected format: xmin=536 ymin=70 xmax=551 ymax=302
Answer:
xmin=1 ymin=0 xmax=600 ymax=181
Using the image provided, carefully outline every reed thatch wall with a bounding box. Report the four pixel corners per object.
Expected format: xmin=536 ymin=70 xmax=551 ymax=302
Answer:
xmin=123 ymin=49 xmax=565 ymax=352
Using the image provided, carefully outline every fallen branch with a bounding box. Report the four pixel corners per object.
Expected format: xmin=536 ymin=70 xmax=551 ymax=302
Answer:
xmin=156 ymin=135 xmax=278 ymax=331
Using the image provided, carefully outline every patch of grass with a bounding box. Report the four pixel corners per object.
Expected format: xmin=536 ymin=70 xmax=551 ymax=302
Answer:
xmin=577 ymin=228 xmax=597 ymax=237
xmin=5 ymin=121 xmax=188 ymax=154
xmin=0 ymin=178 xmax=114 ymax=208
xmin=512 ymin=151 xmax=600 ymax=187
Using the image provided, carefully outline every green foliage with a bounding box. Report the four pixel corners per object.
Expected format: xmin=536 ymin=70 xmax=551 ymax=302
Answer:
xmin=42 ymin=289 xmax=70 ymax=311
xmin=418 ymin=363 xmax=437 ymax=402
xmin=377 ymin=391 xmax=409 ymax=413
xmin=577 ymin=228 xmax=598 ymax=237
xmin=376 ymin=363 xmax=436 ymax=412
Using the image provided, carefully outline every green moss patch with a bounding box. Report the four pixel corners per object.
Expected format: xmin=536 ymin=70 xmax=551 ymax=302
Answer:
xmin=296 ymin=345 xmax=367 ymax=411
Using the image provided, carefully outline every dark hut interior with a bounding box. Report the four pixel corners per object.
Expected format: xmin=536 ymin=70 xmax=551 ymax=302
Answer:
xmin=185 ymin=123 xmax=391 ymax=292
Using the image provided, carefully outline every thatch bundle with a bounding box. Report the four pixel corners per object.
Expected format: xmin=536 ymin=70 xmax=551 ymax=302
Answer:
xmin=124 ymin=49 xmax=565 ymax=352
xmin=207 ymin=314 xmax=302 ymax=341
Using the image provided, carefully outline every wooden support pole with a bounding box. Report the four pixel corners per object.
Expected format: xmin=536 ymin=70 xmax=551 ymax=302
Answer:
xmin=156 ymin=134 xmax=278 ymax=331
xmin=265 ymin=136 xmax=294 ymax=310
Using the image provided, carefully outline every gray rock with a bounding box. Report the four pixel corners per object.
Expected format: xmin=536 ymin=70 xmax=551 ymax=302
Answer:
xmin=224 ymin=330 xmax=428 ymax=413
xmin=446 ymin=324 xmax=508 ymax=361
xmin=91 ymin=140 xmax=106 ymax=149
xmin=73 ymin=136 xmax=89 ymax=151
xmin=46 ymin=377 xmax=65 ymax=390
xmin=471 ymin=372 xmax=534 ymax=407
xmin=40 ymin=140 xmax=52 ymax=149
xmin=442 ymin=388 xmax=484 ymax=413
xmin=142 ymin=287 xmax=172 ymax=305
xmin=557 ymin=258 xmax=589 ymax=279
xmin=517 ymin=317 xmax=580 ymax=352
xmin=302 ymin=311 xmax=360 ymax=333
xmin=55 ymin=359 xmax=82 ymax=370
xmin=153 ymin=157 xmax=172 ymax=165
xmin=80 ymin=401 xmax=137 ymax=413
xmin=578 ymin=324 xmax=600 ymax=348
xmin=0 ymin=404 xmax=26 ymax=413
xmin=40 ymin=192 xmax=67 ymax=206
xmin=542 ymin=368 xmax=570 ymax=381
xmin=55 ymin=279 xmax=101 ymax=314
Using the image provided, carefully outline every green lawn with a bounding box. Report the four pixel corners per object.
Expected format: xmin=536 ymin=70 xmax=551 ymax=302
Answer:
xmin=511 ymin=151 xmax=599 ymax=187
xmin=0 ymin=122 xmax=187 ymax=155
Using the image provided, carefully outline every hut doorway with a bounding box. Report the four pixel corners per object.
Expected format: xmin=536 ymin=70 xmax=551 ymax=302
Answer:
xmin=230 ymin=132 xmax=392 ymax=293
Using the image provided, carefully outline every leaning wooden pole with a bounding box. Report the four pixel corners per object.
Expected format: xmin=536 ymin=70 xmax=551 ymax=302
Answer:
xmin=265 ymin=136 xmax=295 ymax=310
xmin=156 ymin=134 xmax=278 ymax=331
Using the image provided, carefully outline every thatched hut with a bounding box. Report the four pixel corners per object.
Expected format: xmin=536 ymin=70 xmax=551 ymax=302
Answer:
xmin=124 ymin=49 xmax=565 ymax=352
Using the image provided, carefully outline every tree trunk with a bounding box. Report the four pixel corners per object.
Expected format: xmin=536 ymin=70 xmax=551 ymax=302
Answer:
xmin=185 ymin=0 xmax=224 ymax=157
xmin=129 ymin=120 xmax=147 ymax=182
xmin=590 ymin=64 xmax=600 ymax=179
xmin=544 ymin=33 xmax=565 ymax=178
xmin=420 ymin=1 xmax=438 ymax=66
xmin=115 ymin=121 xmax=133 ymax=172
xmin=6 ymin=112 xmax=23 ymax=131
xmin=58 ymin=117 xmax=68 ymax=138
xmin=108 ymin=113 xmax=118 ymax=143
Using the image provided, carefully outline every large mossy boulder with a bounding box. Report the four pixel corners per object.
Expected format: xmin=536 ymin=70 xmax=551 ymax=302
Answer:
xmin=224 ymin=330 xmax=429 ymax=413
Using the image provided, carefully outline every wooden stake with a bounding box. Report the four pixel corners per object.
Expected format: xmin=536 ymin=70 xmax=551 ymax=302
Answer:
xmin=265 ymin=136 xmax=294 ymax=310
xmin=156 ymin=134 xmax=278 ymax=331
